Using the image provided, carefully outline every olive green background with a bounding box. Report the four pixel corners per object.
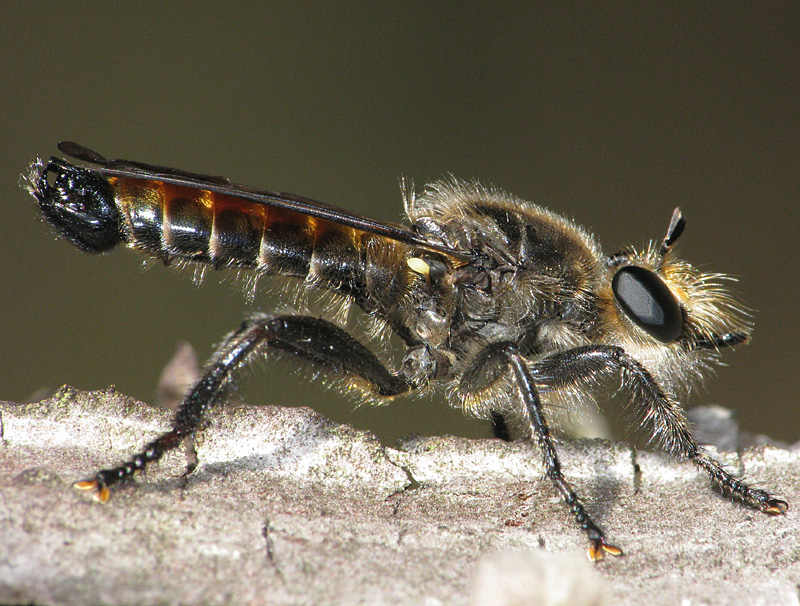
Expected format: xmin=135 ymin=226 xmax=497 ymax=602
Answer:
xmin=1 ymin=4 xmax=797 ymax=443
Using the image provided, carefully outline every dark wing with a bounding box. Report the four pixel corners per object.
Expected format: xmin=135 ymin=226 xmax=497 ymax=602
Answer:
xmin=57 ymin=142 xmax=470 ymax=261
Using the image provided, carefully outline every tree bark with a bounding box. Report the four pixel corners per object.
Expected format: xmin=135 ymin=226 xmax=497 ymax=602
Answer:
xmin=1 ymin=388 xmax=797 ymax=606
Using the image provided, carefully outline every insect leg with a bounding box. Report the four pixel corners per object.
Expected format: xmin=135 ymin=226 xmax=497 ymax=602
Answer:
xmin=459 ymin=342 xmax=622 ymax=561
xmin=74 ymin=314 xmax=410 ymax=503
xmin=490 ymin=412 xmax=512 ymax=441
xmin=532 ymin=346 xmax=788 ymax=514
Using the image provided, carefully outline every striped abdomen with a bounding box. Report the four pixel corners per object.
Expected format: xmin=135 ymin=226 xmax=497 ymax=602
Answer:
xmin=29 ymin=154 xmax=415 ymax=308
xmin=112 ymin=176 xmax=411 ymax=302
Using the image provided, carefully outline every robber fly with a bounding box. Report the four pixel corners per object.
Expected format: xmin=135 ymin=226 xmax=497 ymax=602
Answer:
xmin=24 ymin=142 xmax=787 ymax=560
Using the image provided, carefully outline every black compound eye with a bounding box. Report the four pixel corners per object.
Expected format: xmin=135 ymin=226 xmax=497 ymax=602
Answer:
xmin=612 ymin=265 xmax=683 ymax=343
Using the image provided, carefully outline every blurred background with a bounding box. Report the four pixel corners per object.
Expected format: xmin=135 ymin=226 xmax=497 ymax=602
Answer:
xmin=1 ymin=4 xmax=797 ymax=444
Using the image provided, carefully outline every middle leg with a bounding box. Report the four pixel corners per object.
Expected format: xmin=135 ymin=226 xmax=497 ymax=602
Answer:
xmin=459 ymin=341 xmax=623 ymax=560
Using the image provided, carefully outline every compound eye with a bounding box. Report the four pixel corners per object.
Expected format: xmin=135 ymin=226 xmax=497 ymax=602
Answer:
xmin=612 ymin=265 xmax=683 ymax=343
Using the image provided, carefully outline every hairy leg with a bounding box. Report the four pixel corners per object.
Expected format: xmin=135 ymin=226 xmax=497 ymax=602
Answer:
xmin=459 ymin=342 xmax=622 ymax=560
xmin=532 ymin=345 xmax=787 ymax=514
xmin=75 ymin=314 xmax=410 ymax=502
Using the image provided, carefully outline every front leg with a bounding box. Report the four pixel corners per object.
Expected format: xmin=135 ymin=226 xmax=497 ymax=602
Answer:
xmin=75 ymin=314 xmax=410 ymax=503
xmin=532 ymin=346 xmax=788 ymax=514
xmin=459 ymin=342 xmax=623 ymax=561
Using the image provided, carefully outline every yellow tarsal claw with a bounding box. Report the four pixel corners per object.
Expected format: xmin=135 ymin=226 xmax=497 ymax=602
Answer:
xmin=763 ymin=501 xmax=789 ymax=515
xmin=73 ymin=479 xmax=111 ymax=504
xmin=73 ymin=479 xmax=98 ymax=492
xmin=587 ymin=541 xmax=623 ymax=562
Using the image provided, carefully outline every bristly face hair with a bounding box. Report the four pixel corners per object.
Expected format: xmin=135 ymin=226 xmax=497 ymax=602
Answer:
xmin=25 ymin=142 xmax=787 ymax=561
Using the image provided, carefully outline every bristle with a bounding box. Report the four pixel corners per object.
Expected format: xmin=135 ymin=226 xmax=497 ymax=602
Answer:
xmin=20 ymin=157 xmax=45 ymax=200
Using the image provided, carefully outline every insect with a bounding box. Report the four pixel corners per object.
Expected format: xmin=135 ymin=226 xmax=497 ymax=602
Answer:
xmin=24 ymin=142 xmax=787 ymax=560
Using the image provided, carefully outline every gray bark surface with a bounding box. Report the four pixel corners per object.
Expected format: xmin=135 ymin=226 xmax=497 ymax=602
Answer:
xmin=1 ymin=388 xmax=797 ymax=606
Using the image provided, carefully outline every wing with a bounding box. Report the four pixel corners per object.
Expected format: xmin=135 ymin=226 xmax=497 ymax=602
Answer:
xmin=57 ymin=141 xmax=470 ymax=260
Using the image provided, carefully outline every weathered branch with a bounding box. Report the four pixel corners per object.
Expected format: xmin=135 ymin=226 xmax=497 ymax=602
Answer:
xmin=1 ymin=388 xmax=797 ymax=606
